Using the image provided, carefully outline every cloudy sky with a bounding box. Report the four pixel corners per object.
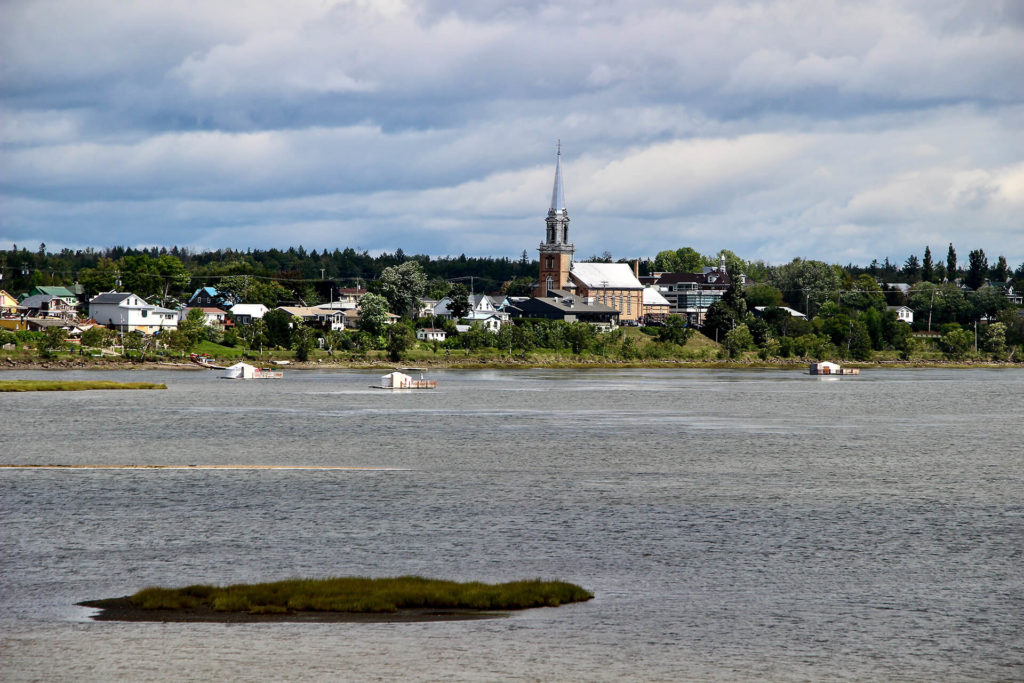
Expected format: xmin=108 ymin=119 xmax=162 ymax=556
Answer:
xmin=2 ymin=0 xmax=1022 ymax=267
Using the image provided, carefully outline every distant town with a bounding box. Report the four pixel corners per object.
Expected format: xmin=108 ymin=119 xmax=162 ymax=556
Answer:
xmin=2 ymin=157 xmax=1022 ymax=365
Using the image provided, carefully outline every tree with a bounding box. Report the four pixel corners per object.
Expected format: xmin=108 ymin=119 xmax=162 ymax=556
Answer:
xmin=967 ymin=287 xmax=1009 ymax=321
xmin=847 ymin=319 xmax=873 ymax=360
xmin=657 ymin=315 xmax=693 ymax=346
xmin=938 ymin=328 xmax=973 ymax=360
xmin=765 ymin=258 xmax=842 ymax=316
xmin=721 ymin=281 xmax=747 ymax=319
xmin=565 ymin=322 xmax=595 ymax=354
xmin=78 ymin=257 xmax=120 ymax=295
xmin=38 ymin=327 xmax=68 ymax=358
xmin=744 ymin=284 xmax=783 ymax=308
xmin=841 ymin=274 xmax=886 ymax=311
xmin=377 ymin=261 xmax=427 ymax=319
xmin=322 ymin=329 xmax=345 ymax=356
xmin=357 ymin=292 xmax=390 ymax=338
xmin=922 ymin=246 xmax=934 ymax=283
xmin=653 ymin=247 xmax=704 ymax=273
xmin=446 ymin=283 xmax=470 ymax=320
xmin=177 ymin=307 xmax=208 ymax=348
xmin=982 ymin=323 xmax=1007 ymax=359
xmin=238 ymin=319 xmax=268 ymax=355
xmin=80 ymin=326 xmax=111 ymax=349
xmin=722 ymin=324 xmax=753 ymax=358
xmin=153 ymin=254 xmax=191 ymax=305
xmin=123 ymin=330 xmax=150 ymax=360
xmin=263 ymin=309 xmax=293 ymax=348
xmin=965 ymin=249 xmax=988 ymax=290
xmin=946 ymin=243 xmax=957 ymax=282
xmin=902 ymin=254 xmax=921 ymax=282
xmin=992 ymin=255 xmax=1009 ymax=283
xmin=702 ymin=301 xmax=736 ymax=342
xmin=386 ymin=320 xmax=416 ymax=361
xmin=291 ymin=323 xmax=316 ymax=362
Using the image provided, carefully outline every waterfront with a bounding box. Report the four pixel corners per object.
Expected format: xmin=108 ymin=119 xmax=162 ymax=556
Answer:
xmin=2 ymin=368 xmax=1022 ymax=681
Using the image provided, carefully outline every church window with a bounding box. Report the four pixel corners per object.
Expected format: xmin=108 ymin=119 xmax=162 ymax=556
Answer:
xmin=627 ymin=293 xmax=631 ymax=314
xmin=546 ymin=276 xmax=553 ymax=292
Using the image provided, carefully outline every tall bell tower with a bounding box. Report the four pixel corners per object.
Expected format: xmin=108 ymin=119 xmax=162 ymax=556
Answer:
xmin=533 ymin=143 xmax=574 ymax=296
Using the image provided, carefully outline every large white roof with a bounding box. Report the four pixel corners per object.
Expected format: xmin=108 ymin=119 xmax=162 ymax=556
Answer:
xmin=642 ymin=287 xmax=671 ymax=306
xmin=570 ymin=262 xmax=643 ymax=289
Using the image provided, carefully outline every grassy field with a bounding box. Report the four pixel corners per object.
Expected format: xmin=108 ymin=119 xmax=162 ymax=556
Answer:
xmin=0 ymin=380 xmax=167 ymax=392
xmin=83 ymin=576 xmax=594 ymax=614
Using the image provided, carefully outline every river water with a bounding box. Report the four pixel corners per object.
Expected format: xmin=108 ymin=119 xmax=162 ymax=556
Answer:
xmin=1 ymin=367 xmax=1021 ymax=681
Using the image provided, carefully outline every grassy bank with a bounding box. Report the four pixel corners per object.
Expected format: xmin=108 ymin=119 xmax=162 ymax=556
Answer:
xmin=0 ymin=380 xmax=167 ymax=392
xmin=82 ymin=576 xmax=593 ymax=615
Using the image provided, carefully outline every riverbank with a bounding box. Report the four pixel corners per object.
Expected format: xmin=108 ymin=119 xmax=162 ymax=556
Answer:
xmin=2 ymin=355 xmax=1021 ymax=371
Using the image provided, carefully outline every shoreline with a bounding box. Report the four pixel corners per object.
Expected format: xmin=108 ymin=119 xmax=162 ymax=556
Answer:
xmin=78 ymin=598 xmax=507 ymax=623
xmin=2 ymin=357 xmax=1021 ymax=371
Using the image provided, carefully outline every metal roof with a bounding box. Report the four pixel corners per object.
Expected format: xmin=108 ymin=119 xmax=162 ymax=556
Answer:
xmin=550 ymin=144 xmax=566 ymax=212
xmin=570 ymin=262 xmax=643 ymax=290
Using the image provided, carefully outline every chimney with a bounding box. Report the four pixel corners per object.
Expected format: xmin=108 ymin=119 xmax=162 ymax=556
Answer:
xmin=633 ymin=259 xmax=640 ymax=278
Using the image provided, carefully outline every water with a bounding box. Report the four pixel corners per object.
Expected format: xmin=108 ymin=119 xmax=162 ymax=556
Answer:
xmin=1 ymin=368 xmax=1022 ymax=681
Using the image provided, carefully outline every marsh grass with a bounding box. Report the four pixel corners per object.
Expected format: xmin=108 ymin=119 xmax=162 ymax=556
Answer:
xmin=0 ymin=380 xmax=167 ymax=392
xmin=123 ymin=577 xmax=593 ymax=614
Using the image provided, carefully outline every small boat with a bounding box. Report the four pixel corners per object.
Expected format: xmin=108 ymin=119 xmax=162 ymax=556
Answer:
xmin=808 ymin=361 xmax=859 ymax=376
xmin=220 ymin=362 xmax=284 ymax=379
xmin=189 ymin=353 xmax=227 ymax=370
xmin=372 ymin=370 xmax=436 ymax=390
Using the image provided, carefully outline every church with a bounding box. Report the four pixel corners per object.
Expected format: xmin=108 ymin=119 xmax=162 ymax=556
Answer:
xmin=531 ymin=146 xmax=644 ymax=323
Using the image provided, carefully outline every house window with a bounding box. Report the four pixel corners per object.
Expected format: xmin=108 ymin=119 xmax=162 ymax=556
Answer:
xmin=627 ymin=293 xmax=631 ymax=314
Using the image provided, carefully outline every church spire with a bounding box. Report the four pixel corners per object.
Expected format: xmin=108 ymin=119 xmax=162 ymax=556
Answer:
xmin=550 ymin=140 xmax=566 ymax=214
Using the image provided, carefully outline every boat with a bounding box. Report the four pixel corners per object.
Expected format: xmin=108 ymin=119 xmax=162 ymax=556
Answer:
xmin=808 ymin=361 xmax=859 ymax=376
xmin=189 ymin=353 xmax=227 ymax=370
xmin=372 ymin=370 xmax=436 ymax=390
xmin=220 ymin=362 xmax=284 ymax=379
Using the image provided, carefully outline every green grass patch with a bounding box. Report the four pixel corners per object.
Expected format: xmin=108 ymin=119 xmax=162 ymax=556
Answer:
xmin=97 ymin=576 xmax=593 ymax=614
xmin=0 ymin=380 xmax=167 ymax=392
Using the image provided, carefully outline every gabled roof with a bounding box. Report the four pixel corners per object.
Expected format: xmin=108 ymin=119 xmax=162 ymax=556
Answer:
xmin=31 ymin=286 xmax=78 ymax=299
xmin=19 ymin=294 xmax=63 ymax=308
xmin=230 ymin=303 xmax=269 ymax=314
xmin=642 ymin=287 xmax=671 ymax=307
xmin=570 ymin=262 xmax=643 ymax=290
xmin=89 ymin=291 xmax=134 ymax=305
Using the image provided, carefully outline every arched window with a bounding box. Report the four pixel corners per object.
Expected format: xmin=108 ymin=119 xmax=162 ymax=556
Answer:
xmin=545 ymin=276 xmax=553 ymax=293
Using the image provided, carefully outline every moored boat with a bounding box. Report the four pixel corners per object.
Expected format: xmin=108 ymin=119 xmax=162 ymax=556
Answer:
xmin=809 ymin=361 xmax=859 ymax=376
xmin=220 ymin=362 xmax=284 ymax=379
xmin=372 ymin=370 xmax=436 ymax=389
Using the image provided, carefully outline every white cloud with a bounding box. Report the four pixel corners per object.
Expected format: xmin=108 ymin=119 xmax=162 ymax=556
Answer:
xmin=1 ymin=0 xmax=1021 ymax=267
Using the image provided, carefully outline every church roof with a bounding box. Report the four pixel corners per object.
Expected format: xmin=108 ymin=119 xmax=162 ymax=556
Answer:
xmin=570 ymin=262 xmax=643 ymax=290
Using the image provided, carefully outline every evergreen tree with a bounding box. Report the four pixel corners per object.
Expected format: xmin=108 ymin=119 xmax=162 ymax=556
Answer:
xmin=921 ymin=246 xmax=934 ymax=283
xmin=946 ymin=243 xmax=957 ymax=282
xmin=965 ymin=249 xmax=988 ymax=290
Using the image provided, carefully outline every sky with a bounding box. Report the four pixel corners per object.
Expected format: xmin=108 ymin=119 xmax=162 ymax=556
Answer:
xmin=1 ymin=0 xmax=1022 ymax=268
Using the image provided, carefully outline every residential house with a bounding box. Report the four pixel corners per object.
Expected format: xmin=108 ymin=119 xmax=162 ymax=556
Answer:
xmin=179 ymin=307 xmax=228 ymax=327
xmin=187 ymin=287 xmax=234 ymax=309
xmin=0 ymin=290 xmax=19 ymax=316
xmin=230 ymin=303 xmax=269 ymax=325
xmin=433 ymin=293 xmax=510 ymax=331
xmin=887 ymin=305 xmax=914 ymax=324
xmin=18 ymin=294 xmax=78 ymax=320
xmin=416 ymin=328 xmax=447 ymax=342
xmin=88 ymin=292 xmax=179 ymax=335
xmin=275 ymin=306 xmax=346 ymax=331
xmin=28 ymin=285 xmax=80 ymax=309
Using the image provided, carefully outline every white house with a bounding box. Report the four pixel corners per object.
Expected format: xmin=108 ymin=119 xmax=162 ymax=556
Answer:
xmin=230 ymin=303 xmax=269 ymax=325
xmin=88 ymin=292 xmax=179 ymax=335
xmin=887 ymin=305 xmax=914 ymax=324
xmin=416 ymin=328 xmax=447 ymax=342
xmin=433 ymin=293 xmax=509 ymax=330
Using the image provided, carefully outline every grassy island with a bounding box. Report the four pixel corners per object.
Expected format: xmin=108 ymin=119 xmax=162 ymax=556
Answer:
xmin=0 ymin=380 xmax=167 ymax=392
xmin=79 ymin=576 xmax=594 ymax=623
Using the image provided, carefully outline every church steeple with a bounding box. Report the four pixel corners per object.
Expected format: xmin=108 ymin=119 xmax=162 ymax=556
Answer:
xmin=534 ymin=143 xmax=575 ymax=297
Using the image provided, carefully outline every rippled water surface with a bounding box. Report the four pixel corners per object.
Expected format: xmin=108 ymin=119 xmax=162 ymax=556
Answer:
xmin=2 ymin=368 xmax=1022 ymax=681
